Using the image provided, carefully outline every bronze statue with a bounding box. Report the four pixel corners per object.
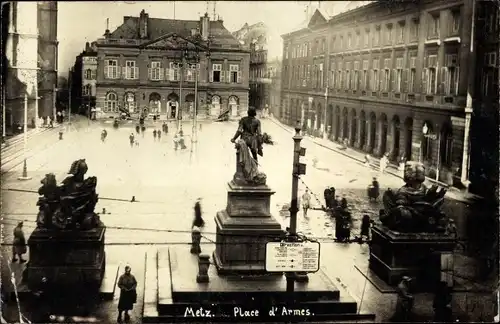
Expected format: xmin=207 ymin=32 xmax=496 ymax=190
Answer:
xmin=36 ymin=159 xmax=102 ymax=230
xmin=379 ymin=161 xmax=448 ymax=233
xmin=233 ymin=139 xmax=266 ymax=186
xmin=230 ymin=107 xmax=263 ymax=162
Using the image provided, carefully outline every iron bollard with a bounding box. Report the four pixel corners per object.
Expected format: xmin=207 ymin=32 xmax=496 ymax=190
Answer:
xmin=190 ymin=227 xmax=202 ymax=254
xmin=196 ymin=254 xmax=210 ymax=283
xmin=58 ymin=131 xmax=63 ymax=140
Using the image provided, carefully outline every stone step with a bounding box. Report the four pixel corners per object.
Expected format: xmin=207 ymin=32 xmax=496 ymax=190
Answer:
xmin=99 ymin=263 xmax=120 ymax=300
xmin=142 ymin=250 xmax=159 ymax=318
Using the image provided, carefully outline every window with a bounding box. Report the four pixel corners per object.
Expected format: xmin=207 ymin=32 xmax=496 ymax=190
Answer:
xmin=362 ymin=60 xmax=369 ymax=90
xmin=398 ymin=22 xmax=405 ymax=43
xmin=104 ymin=92 xmax=118 ymax=113
xmin=347 ymin=34 xmax=352 ymax=48
xmin=82 ymin=84 xmax=91 ymax=96
xmin=355 ymin=32 xmax=361 ymax=48
xmin=84 ymin=69 xmax=92 ymax=80
xmin=340 ymin=36 xmax=344 ymax=49
xmin=211 ymin=63 xmax=222 ymax=83
xmin=386 ymin=25 xmax=393 ymax=44
xmin=428 ymin=14 xmax=440 ymax=38
xmin=321 ymin=39 xmax=325 ymax=53
xmin=371 ymin=59 xmax=380 ymax=91
xmin=482 ymin=52 xmax=498 ymax=96
xmin=374 ymin=28 xmax=381 ymax=46
xmin=168 ymin=62 xmax=180 ymax=81
xmin=345 ymin=62 xmax=351 ymax=90
xmin=185 ymin=63 xmax=199 ymax=82
xmin=485 ymin=8 xmax=499 ymax=34
xmin=410 ymin=19 xmax=419 ymax=40
xmin=319 ymin=63 xmax=324 ymax=88
xmin=423 ymin=54 xmax=438 ymax=94
xmin=364 ymin=30 xmax=370 ymax=47
xmin=306 ymin=65 xmax=311 ymax=84
xmin=408 ymin=56 xmax=417 ymax=93
xmin=330 ymin=63 xmax=336 ymax=88
xmin=125 ymin=60 xmax=138 ymax=79
xmin=105 ymin=59 xmax=118 ymax=79
xmin=393 ymin=57 xmax=403 ymax=92
xmin=382 ymin=59 xmax=391 ymax=92
xmin=285 ymin=45 xmax=289 ymax=59
xmin=149 ymin=61 xmax=163 ymax=81
xmin=305 ymin=43 xmax=308 ymax=57
xmin=451 ymin=10 xmax=460 ymax=34
xmin=229 ymin=64 xmax=240 ymax=83
xmin=337 ymin=63 xmax=342 ymax=89
xmin=353 ymin=61 xmax=359 ymax=91
xmin=442 ymin=54 xmax=460 ymax=95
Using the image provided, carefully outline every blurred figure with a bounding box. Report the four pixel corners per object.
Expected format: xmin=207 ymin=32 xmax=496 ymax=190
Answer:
xmin=12 ymin=221 xmax=27 ymax=263
xmin=391 ymin=276 xmax=414 ymax=322
xmin=135 ymin=124 xmax=140 ymax=134
xmin=340 ymin=194 xmax=348 ymax=210
xmin=433 ymin=281 xmax=452 ymax=322
xmin=157 ymin=129 xmax=162 ymax=140
xmin=359 ymin=215 xmax=371 ymax=243
xmin=153 ymin=129 xmax=157 ymax=141
xmin=101 ymin=129 xmax=107 ymax=143
xmin=364 ymin=154 xmax=371 ymax=167
xmin=129 ymin=133 xmax=135 ymax=148
xmin=117 ymin=266 xmax=137 ymax=323
xmin=193 ymin=198 xmax=205 ymax=229
xmin=380 ymin=153 xmax=389 ymax=174
xmin=301 ymin=190 xmax=311 ymax=217
xmin=367 ymin=177 xmax=380 ymax=201
xmin=199 ymin=123 xmax=202 ymax=131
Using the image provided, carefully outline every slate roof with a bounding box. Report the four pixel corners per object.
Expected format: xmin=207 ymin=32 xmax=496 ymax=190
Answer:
xmin=108 ymin=14 xmax=241 ymax=48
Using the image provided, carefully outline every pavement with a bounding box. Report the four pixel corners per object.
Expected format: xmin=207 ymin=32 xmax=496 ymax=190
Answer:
xmin=0 ymin=117 xmax=496 ymax=323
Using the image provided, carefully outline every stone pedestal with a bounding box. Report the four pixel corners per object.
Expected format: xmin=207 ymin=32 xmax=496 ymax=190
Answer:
xmin=369 ymin=224 xmax=456 ymax=290
xmin=25 ymin=227 xmax=106 ymax=292
xmin=212 ymin=181 xmax=283 ymax=275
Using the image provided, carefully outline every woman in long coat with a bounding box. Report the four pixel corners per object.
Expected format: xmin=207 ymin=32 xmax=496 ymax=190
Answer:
xmin=117 ymin=266 xmax=137 ymax=322
xmin=12 ymin=221 xmax=27 ymax=263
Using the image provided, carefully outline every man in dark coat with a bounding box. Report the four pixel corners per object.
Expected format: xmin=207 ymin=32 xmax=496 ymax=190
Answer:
xmin=117 ymin=266 xmax=137 ymax=322
xmin=230 ymin=107 xmax=263 ymax=161
xmin=12 ymin=222 xmax=27 ymax=263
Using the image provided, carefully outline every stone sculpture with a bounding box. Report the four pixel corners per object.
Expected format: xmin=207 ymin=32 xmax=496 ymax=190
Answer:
xmin=36 ymin=159 xmax=102 ymax=230
xmin=379 ymin=161 xmax=448 ymax=233
xmin=233 ymin=139 xmax=267 ymax=186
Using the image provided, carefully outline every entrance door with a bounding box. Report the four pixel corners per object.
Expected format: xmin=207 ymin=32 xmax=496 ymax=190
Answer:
xmin=229 ymin=97 xmax=238 ymax=117
xmin=169 ymin=101 xmax=178 ymax=119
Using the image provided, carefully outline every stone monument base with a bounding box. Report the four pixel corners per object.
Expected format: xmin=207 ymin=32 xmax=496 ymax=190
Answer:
xmin=24 ymin=227 xmax=107 ymax=292
xmin=212 ymin=181 xmax=283 ymax=275
xmin=142 ymin=247 xmax=376 ymax=323
xmin=369 ymin=224 xmax=456 ymax=290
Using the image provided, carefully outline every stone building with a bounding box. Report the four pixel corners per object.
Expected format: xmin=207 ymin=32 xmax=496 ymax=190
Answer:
xmin=94 ymin=10 xmax=249 ymax=120
xmin=71 ymin=42 xmax=98 ymax=116
xmin=280 ymin=1 xmax=498 ymax=196
xmin=233 ymin=22 xmax=270 ymax=111
xmin=267 ymin=58 xmax=282 ymax=119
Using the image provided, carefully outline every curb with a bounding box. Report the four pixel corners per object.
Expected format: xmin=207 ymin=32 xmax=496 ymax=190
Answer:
xmin=267 ymin=118 xmax=480 ymax=204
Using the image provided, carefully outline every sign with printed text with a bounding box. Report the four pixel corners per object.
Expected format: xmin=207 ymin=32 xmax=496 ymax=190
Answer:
xmin=265 ymin=242 xmax=320 ymax=272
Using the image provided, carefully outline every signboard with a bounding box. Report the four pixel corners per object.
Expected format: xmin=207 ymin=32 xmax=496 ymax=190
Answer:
xmin=265 ymin=241 xmax=320 ymax=272
xmin=424 ymin=134 xmax=437 ymax=140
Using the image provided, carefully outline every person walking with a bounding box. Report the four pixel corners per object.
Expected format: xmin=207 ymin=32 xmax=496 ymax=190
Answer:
xmin=157 ymin=129 xmax=162 ymax=141
xmin=12 ymin=222 xmax=27 ymax=263
xmin=301 ymin=190 xmax=311 ymax=217
xmin=380 ymin=153 xmax=389 ymax=174
xmin=153 ymin=129 xmax=157 ymax=141
xmin=117 ymin=266 xmax=137 ymax=323
xmin=129 ymin=133 xmax=135 ymax=148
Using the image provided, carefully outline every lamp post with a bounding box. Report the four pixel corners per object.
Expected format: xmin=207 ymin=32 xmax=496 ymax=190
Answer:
xmin=18 ymin=90 xmax=32 ymax=181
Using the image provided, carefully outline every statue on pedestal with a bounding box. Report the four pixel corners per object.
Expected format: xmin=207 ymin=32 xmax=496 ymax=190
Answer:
xmin=230 ymin=107 xmax=263 ymax=162
xmin=36 ymin=159 xmax=102 ymax=230
xmin=379 ymin=161 xmax=448 ymax=233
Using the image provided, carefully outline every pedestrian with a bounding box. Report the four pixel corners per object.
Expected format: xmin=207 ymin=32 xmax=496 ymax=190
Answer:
xmin=199 ymin=123 xmax=202 ymax=131
xmin=117 ymin=265 xmax=137 ymax=323
xmin=323 ymin=187 xmax=331 ymax=209
xmin=193 ymin=198 xmax=205 ymax=229
xmin=141 ymin=126 xmax=146 ymax=137
xmin=359 ymin=215 xmax=371 ymax=243
xmin=157 ymin=129 xmax=161 ymax=140
xmin=391 ymin=276 xmax=414 ymax=322
xmin=153 ymin=129 xmax=157 ymax=141
xmin=135 ymin=124 xmax=140 ymax=134
xmin=101 ymin=129 xmax=107 ymax=143
xmin=57 ymin=111 xmax=62 ymax=123
xmin=433 ymin=281 xmax=452 ymax=322
xmin=153 ymin=115 xmax=157 ymax=123
xmin=173 ymin=133 xmax=179 ymax=150
xmin=12 ymin=221 xmax=27 ymax=263
xmin=364 ymin=154 xmax=371 ymax=167
xmin=380 ymin=153 xmax=389 ymax=174
xmin=340 ymin=194 xmax=348 ymax=210
xmin=129 ymin=133 xmax=135 ymax=148
xmin=164 ymin=123 xmax=168 ymax=134
xmin=301 ymin=190 xmax=311 ymax=217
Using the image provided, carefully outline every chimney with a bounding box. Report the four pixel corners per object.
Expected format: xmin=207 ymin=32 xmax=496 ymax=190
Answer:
xmin=139 ymin=9 xmax=149 ymax=39
xmin=200 ymin=12 xmax=210 ymax=41
xmin=85 ymin=42 xmax=90 ymax=52
xmin=104 ymin=29 xmax=111 ymax=39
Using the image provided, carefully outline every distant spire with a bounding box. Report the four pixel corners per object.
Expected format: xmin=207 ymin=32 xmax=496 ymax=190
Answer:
xmin=173 ymin=1 xmax=176 ymax=19
xmin=106 ymin=18 xmax=109 ymax=30
xmin=213 ymin=1 xmax=216 ymax=20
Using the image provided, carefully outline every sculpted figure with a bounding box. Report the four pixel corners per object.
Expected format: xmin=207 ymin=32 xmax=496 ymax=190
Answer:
xmin=36 ymin=159 xmax=101 ymax=230
xmin=230 ymin=107 xmax=263 ymax=162
xmin=379 ymin=161 xmax=448 ymax=233
xmin=233 ymin=139 xmax=267 ymax=186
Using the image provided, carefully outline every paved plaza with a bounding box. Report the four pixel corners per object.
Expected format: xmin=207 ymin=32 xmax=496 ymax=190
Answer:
xmin=1 ymin=118 xmax=496 ymax=323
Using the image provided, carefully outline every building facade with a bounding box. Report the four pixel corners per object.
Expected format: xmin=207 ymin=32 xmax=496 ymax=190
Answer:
xmin=71 ymin=42 xmax=98 ymax=115
xmin=267 ymin=58 xmax=282 ymax=119
xmin=4 ymin=1 xmax=58 ymax=133
xmin=281 ymin=1 xmax=498 ymax=195
xmin=94 ymin=10 xmax=249 ymax=120
xmin=233 ymin=22 xmax=270 ymax=111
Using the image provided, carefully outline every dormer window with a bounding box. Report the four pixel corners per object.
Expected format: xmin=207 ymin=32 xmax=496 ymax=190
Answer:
xmin=451 ymin=9 xmax=460 ymax=35
xmin=386 ymin=23 xmax=393 ymax=44
xmin=428 ymin=13 xmax=440 ymax=39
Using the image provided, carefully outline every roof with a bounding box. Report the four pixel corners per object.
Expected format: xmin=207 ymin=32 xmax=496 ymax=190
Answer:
xmin=232 ymin=22 xmax=267 ymax=48
xmin=108 ymin=13 xmax=241 ymax=48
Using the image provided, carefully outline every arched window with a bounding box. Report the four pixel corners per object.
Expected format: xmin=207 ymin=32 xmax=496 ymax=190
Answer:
xmin=82 ymin=84 xmax=92 ymax=96
xmin=85 ymin=69 xmax=92 ymax=80
xmin=104 ymin=92 xmax=118 ymax=113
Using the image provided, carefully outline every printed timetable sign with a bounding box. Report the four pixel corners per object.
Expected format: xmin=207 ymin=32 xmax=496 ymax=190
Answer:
xmin=265 ymin=242 xmax=320 ymax=272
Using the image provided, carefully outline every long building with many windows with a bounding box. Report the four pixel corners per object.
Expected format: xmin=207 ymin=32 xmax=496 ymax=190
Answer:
xmin=93 ymin=10 xmax=249 ymax=121
xmin=280 ymin=1 xmax=498 ymax=196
